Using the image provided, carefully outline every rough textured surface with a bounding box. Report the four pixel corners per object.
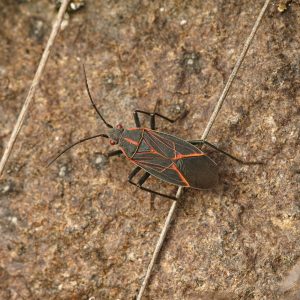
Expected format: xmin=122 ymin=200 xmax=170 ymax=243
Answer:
xmin=0 ymin=1 xmax=299 ymax=299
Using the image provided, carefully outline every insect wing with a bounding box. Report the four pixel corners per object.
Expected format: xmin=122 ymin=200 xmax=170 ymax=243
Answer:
xmin=131 ymin=130 xmax=204 ymax=187
xmin=132 ymin=151 xmax=189 ymax=187
xmin=142 ymin=130 xmax=202 ymax=159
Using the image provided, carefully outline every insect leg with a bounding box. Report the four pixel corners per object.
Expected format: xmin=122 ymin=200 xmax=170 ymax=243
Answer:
xmin=106 ymin=149 xmax=123 ymax=158
xmin=128 ymin=166 xmax=142 ymax=180
xmin=136 ymin=182 xmax=178 ymax=201
xmin=188 ymin=140 xmax=263 ymax=165
xmin=137 ymin=172 xmax=151 ymax=186
xmin=133 ymin=111 xmax=142 ymax=128
xmin=128 ymin=167 xmax=177 ymax=200
xmin=134 ymin=110 xmax=180 ymax=130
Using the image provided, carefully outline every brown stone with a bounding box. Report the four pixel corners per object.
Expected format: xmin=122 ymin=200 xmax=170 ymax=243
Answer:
xmin=0 ymin=1 xmax=299 ymax=299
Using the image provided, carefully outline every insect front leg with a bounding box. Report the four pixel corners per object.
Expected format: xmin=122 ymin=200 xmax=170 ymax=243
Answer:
xmin=128 ymin=166 xmax=177 ymax=201
xmin=189 ymin=140 xmax=263 ymax=165
xmin=106 ymin=149 xmax=123 ymax=158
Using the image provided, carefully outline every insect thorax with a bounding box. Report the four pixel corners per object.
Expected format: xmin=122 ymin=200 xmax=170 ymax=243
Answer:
xmin=108 ymin=128 xmax=124 ymax=143
xmin=119 ymin=129 xmax=143 ymax=157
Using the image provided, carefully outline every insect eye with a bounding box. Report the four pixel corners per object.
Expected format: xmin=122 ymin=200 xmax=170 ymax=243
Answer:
xmin=110 ymin=140 xmax=116 ymax=145
xmin=116 ymin=123 xmax=123 ymax=129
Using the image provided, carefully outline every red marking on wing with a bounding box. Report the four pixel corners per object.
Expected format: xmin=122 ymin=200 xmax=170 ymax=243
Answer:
xmin=147 ymin=131 xmax=176 ymax=155
xmin=170 ymin=164 xmax=190 ymax=187
xmin=160 ymin=162 xmax=174 ymax=173
xmin=145 ymin=132 xmax=173 ymax=159
xmin=124 ymin=137 xmax=139 ymax=146
xmin=144 ymin=129 xmax=203 ymax=160
xmin=122 ymin=129 xmax=205 ymax=187
xmin=143 ymin=138 xmax=161 ymax=155
xmin=174 ymin=153 xmax=205 ymax=160
xmin=132 ymin=159 xmax=190 ymax=187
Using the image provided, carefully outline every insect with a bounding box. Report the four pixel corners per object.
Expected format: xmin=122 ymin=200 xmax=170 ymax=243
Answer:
xmin=49 ymin=65 xmax=260 ymax=200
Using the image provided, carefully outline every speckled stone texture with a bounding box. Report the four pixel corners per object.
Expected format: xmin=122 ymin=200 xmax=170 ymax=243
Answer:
xmin=0 ymin=1 xmax=299 ymax=299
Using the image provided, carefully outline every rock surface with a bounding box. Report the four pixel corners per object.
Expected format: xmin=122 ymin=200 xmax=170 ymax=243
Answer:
xmin=0 ymin=1 xmax=299 ymax=299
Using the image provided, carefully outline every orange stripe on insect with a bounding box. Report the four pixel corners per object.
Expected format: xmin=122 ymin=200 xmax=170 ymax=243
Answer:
xmin=127 ymin=128 xmax=140 ymax=131
xmin=170 ymin=164 xmax=190 ymax=187
xmin=124 ymin=137 xmax=140 ymax=146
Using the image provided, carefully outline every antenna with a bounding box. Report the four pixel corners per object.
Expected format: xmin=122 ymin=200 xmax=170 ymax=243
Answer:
xmin=47 ymin=133 xmax=109 ymax=167
xmin=82 ymin=64 xmax=113 ymax=128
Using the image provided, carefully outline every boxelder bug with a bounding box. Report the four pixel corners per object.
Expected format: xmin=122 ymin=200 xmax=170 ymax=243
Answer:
xmin=49 ymin=65 xmax=261 ymax=200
